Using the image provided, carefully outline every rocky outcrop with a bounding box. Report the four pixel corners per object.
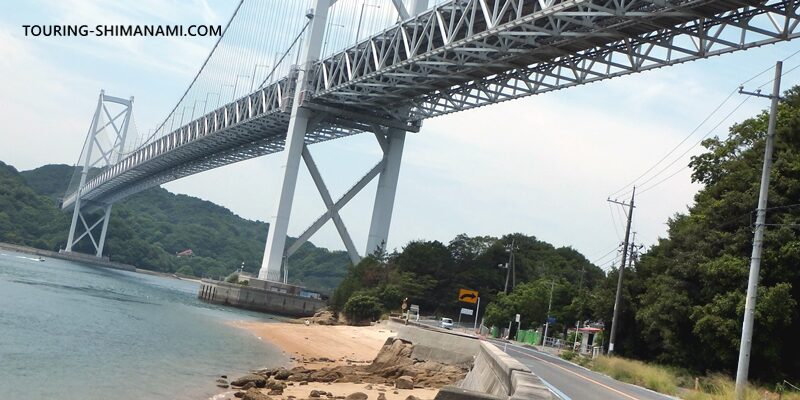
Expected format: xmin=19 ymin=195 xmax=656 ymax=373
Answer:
xmin=231 ymin=374 xmax=267 ymax=388
xmin=295 ymin=309 xmax=338 ymax=325
xmin=220 ymin=337 xmax=466 ymax=399
xmin=241 ymin=388 xmax=272 ymax=400
xmin=395 ymin=376 xmax=414 ymax=389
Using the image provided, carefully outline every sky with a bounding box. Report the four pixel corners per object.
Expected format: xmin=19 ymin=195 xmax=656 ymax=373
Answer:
xmin=2 ymin=0 xmax=800 ymax=271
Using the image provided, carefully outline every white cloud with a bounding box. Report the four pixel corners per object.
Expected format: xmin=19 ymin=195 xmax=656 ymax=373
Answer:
xmin=2 ymin=1 xmax=800 ymax=271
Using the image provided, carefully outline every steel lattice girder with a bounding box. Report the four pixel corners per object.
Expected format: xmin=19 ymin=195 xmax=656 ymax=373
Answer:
xmin=64 ymin=0 xmax=800 ymax=208
xmin=309 ymin=0 xmax=800 ymax=119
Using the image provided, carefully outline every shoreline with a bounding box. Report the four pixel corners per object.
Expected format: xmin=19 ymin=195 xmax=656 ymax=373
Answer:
xmin=2 ymin=242 xmax=454 ymax=399
xmin=214 ymin=320 xmax=450 ymax=400
xmin=0 ymin=241 xmax=203 ymax=284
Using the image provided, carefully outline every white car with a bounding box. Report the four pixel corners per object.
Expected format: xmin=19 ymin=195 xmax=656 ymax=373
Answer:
xmin=440 ymin=317 xmax=454 ymax=330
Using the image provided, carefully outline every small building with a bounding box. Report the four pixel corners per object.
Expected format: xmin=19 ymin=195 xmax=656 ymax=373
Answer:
xmin=198 ymin=278 xmax=326 ymax=317
xmin=176 ymin=249 xmax=194 ymax=257
xmin=576 ymin=327 xmax=603 ymax=355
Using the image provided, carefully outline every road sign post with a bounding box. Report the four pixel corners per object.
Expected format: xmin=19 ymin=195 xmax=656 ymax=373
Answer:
xmin=458 ymin=307 xmax=473 ymax=330
xmin=473 ymin=296 xmax=481 ymax=333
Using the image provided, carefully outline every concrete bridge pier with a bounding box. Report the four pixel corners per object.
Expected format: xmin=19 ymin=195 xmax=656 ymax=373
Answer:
xmin=259 ymin=0 xmax=332 ymax=282
xmin=259 ymin=0 xmax=428 ymax=282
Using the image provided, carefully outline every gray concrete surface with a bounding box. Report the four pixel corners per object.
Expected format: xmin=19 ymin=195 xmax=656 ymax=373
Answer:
xmin=434 ymin=386 xmax=505 ymax=400
xmin=488 ymin=339 xmax=677 ymax=400
xmin=388 ymin=318 xmax=480 ymax=367
xmin=461 ymin=341 xmax=553 ymax=399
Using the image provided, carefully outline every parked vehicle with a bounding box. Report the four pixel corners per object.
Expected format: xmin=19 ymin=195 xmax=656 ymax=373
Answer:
xmin=440 ymin=317 xmax=453 ymax=330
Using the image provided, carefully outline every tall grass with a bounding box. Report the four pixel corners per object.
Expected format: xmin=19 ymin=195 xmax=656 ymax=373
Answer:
xmin=585 ymin=356 xmax=800 ymax=400
xmin=592 ymin=356 xmax=679 ymax=395
xmin=681 ymin=374 xmax=800 ymax=400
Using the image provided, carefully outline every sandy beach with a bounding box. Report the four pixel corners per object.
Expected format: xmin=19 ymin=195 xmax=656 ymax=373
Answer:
xmin=233 ymin=320 xmax=395 ymax=368
xmin=215 ymin=320 xmax=454 ymax=400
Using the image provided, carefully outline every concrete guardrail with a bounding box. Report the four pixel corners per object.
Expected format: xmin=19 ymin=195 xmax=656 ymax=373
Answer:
xmin=442 ymin=341 xmax=554 ymax=400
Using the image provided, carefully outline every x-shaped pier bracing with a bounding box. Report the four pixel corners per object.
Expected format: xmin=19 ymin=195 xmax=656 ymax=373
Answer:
xmin=65 ymin=91 xmax=134 ymax=257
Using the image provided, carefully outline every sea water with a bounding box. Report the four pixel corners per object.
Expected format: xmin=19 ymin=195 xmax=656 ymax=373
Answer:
xmin=0 ymin=250 xmax=287 ymax=399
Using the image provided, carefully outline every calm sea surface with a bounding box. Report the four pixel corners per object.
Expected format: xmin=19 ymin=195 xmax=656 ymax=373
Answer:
xmin=0 ymin=250 xmax=287 ymax=400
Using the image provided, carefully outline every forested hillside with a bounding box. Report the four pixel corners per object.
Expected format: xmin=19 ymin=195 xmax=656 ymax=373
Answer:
xmin=0 ymin=162 xmax=350 ymax=293
xmin=581 ymin=88 xmax=800 ymax=384
xmin=0 ymin=162 xmax=69 ymax=248
xmin=331 ymin=233 xmax=605 ymax=334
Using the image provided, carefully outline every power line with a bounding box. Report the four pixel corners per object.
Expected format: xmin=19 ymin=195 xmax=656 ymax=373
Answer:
xmin=610 ymin=49 xmax=800 ymax=199
xmin=637 ymin=95 xmax=752 ymax=194
xmin=608 ymin=202 xmax=622 ymax=240
xmin=607 ymin=88 xmax=737 ymax=198
xmin=591 ymin=246 xmax=621 ymax=265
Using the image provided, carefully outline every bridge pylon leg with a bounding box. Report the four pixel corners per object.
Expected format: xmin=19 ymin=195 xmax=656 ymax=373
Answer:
xmin=259 ymin=0 xmax=331 ymax=282
xmin=96 ymin=205 xmax=113 ymax=257
xmin=64 ymin=90 xmax=134 ymax=257
xmin=366 ymin=128 xmax=406 ymax=256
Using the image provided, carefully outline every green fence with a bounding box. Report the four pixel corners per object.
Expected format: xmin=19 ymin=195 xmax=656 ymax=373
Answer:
xmin=515 ymin=329 xmax=540 ymax=346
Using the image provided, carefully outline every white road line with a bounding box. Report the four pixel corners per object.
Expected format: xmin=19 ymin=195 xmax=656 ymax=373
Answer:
xmin=539 ymin=376 xmax=573 ymax=400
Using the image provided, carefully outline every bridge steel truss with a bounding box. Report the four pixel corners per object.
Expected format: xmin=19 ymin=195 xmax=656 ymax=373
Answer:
xmin=60 ymin=0 xmax=800 ymax=268
xmin=65 ymin=91 xmax=134 ymax=257
xmin=310 ymin=0 xmax=800 ymax=120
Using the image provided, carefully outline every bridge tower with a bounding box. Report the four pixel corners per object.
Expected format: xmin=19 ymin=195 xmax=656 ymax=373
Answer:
xmin=64 ymin=90 xmax=134 ymax=257
xmin=258 ymin=0 xmax=427 ymax=282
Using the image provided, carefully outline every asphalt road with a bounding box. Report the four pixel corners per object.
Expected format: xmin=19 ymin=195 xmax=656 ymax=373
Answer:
xmin=487 ymin=340 xmax=676 ymax=400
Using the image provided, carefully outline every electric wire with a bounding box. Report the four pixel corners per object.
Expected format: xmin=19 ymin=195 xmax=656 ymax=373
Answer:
xmin=637 ymin=95 xmax=752 ymax=194
xmin=608 ymin=203 xmax=622 ymax=240
xmin=609 ymin=48 xmax=800 ymax=199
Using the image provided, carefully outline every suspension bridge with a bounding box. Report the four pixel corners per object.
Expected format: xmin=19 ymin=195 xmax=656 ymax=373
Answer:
xmin=60 ymin=0 xmax=800 ymax=283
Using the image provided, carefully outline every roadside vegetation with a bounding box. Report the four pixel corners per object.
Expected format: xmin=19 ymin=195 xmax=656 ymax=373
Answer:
xmin=560 ymin=351 xmax=800 ymax=400
xmin=330 ymin=233 xmax=604 ymax=324
xmin=560 ymin=353 xmax=800 ymax=400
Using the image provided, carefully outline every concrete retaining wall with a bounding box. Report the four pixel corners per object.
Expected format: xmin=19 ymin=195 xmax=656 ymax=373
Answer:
xmin=457 ymin=341 xmax=553 ymax=400
xmin=388 ymin=319 xmax=480 ymax=367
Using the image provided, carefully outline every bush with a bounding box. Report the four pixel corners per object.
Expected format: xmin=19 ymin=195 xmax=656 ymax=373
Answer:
xmin=561 ymin=350 xmax=576 ymax=361
xmin=225 ymin=272 xmax=239 ymax=283
xmin=343 ymin=294 xmax=383 ymax=325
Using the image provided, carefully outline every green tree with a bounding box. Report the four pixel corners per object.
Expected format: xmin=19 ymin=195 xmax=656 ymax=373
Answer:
xmin=342 ymin=294 xmax=383 ymax=324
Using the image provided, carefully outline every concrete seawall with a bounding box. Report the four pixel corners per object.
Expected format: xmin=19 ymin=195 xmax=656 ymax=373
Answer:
xmin=198 ymin=279 xmax=325 ymax=317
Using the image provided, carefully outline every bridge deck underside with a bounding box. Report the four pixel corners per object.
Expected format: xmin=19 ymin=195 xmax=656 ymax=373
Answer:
xmin=64 ymin=0 xmax=800 ymax=208
xmin=312 ymin=0 xmax=798 ymax=119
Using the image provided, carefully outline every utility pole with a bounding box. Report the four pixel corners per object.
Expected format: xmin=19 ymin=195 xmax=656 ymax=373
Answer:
xmin=499 ymin=238 xmax=517 ymax=294
xmin=573 ymin=265 xmax=586 ymax=352
xmin=542 ymin=278 xmax=555 ymax=346
xmin=627 ymin=232 xmax=639 ymax=270
xmin=503 ymin=238 xmax=516 ymax=293
xmin=735 ymin=61 xmax=782 ymax=400
xmin=607 ymin=186 xmax=636 ymax=355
